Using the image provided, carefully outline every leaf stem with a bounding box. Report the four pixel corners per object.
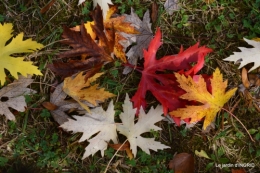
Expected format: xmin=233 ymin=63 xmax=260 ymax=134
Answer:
xmin=123 ymin=63 xmax=143 ymax=72
xmin=221 ymin=107 xmax=255 ymax=142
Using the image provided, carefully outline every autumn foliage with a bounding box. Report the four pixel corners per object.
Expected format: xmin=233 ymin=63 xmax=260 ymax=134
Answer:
xmin=0 ymin=3 xmax=239 ymax=162
xmin=131 ymin=28 xmax=213 ymax=125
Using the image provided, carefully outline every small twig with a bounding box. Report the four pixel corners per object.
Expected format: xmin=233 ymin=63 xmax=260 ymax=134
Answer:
xmin=230 ymin=98 xmax=241 ymax=113
xmin=222 ymin=107 xmax=255 ymax=142
xmin=103 ymin=139 xmax=128 ymax=173
xmin=32 ymin=82 xmax=57 ymax=88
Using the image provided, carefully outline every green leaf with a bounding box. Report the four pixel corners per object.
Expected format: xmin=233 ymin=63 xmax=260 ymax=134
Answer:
xmin=219 ymin=158 xmax=229 ymax=164
xmin=217 ymin=147 xmax=225 ymax=157
xmin=248 ymin=129 xmax=258 ymax=134
xmin=0 ymin=15 xmax=4 ymax=22
xmin=126 ymin=159 xmax=136 ymax=167
xmin=0 ymin=157 xmax=8 ymax=167
xmin=255 ymin=133 xmax=260 ymax=140
xmin=205 ymin=162 xmax=214 ymax=171
xmin=40 ymin=109 xmax=51 ymax=118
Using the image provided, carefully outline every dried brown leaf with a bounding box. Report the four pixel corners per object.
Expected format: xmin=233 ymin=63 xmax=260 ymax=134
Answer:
xmin=168 ymin=153 xmax=194 ymax=173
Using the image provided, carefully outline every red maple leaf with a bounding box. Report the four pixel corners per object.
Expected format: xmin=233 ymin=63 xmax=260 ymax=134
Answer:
xmin=131 ymin=28 xmax=212 ymax=124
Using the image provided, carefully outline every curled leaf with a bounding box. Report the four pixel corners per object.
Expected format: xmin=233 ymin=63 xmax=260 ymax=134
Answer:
xmin=242 ymin=68 xmax=250 ymax=88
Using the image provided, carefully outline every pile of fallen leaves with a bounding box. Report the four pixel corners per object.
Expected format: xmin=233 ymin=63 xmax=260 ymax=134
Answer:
xmin=1 ymin=1 xmax=259 ymax=172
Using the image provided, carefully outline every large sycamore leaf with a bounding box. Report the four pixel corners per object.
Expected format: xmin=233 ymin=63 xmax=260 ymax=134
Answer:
xmin=132 ymin=28 xmax=212 ymax=115
xmin=0 ymin=75 xmax=36 ymax=120
xmin=60 ymin=101 xmax=117 ymax=159
xmin=170 ymin=68 xmax=237 ymax=130
xmin=0 ymin=23 xmax=43 ymax=85
xmin=117 ymin=94 xmax=170 ymax=157
xmin=223 ymin=38 xmax=260 ymax=72
xmin=63 ymin=72 xmax=115 ymax=112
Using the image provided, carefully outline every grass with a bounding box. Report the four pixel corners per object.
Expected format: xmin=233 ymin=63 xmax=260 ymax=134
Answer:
xmin=0 ymin=0 xmax=260 ymax=172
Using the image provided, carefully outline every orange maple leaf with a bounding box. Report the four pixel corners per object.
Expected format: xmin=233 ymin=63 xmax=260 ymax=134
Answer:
xmin=170 ymin=68 xmax=237 ymax=129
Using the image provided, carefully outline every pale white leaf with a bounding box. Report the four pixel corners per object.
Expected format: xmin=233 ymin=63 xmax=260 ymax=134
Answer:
xmin=117 ymin=94 xmax=170 ymax=157
xmin=0 ymin=75 xmax=36 ymax=121
xmin=164 ymin=0 xmax=180 ymax=15
xmin=60 ymin=101 xmax=117 ymax=159
xmin=223 ymin=38 xmax=260 ymax=72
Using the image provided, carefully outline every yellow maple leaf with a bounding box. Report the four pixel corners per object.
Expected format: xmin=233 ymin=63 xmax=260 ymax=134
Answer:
xmin=63 ymin=72 xmax=115 ymax=112
xmin=0 ymin=23 xmax=43 ymax=85
xmin=170 ymin=68 xmax=237 ymax=130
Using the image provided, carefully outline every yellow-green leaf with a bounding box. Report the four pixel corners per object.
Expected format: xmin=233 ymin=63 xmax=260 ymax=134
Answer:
xmin=195 ymin=150 xmax=211 ymax=160
xmin=0 ymin=23 xmax=43 ymax=85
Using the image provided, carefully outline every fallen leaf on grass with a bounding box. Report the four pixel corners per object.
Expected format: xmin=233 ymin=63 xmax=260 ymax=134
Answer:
xmin=40 ymin=0 xmax=56 ymax=14
xmin=170 ymin=68 xmax=237 ymax=130
xmin=60 ymin=93 xmax=170 ymax=159
xmin=164 ymin=0 xmax=180 ymax=15
xmin=242 ymin=68 xmax=250 ymax=88
xmin=0 ymin=23 xmax=43 ymax=85
xmin=131 ymin=28 xmax=212 ymax=117
xmin=63 ymin=72 xmax=115 ymax=112
xmin=195 ymin=150 xmax=211 ymax=159
xmin=151 ymin=2 xmax=158 ymax=23
xmin=48 ymin=5 xmax=138 ymax=77
xmin=60 ymin=101 xmax=118 ymax=159
xmin=48 ymin=5 xmax=114 ymax=78
xmin=169 ymin=153 xmax=194 ymax=173
xmin=74 ymin=5 xmax=140 ymax=63
xmin=0 ymin=75 xmax=36 ymax=121
xmin=239 ymin=68 xmax=260 ymax=112
xmin=117 ymin=94 xmax=170 ymax=157
xmin=224 ymin=38 xmax=260 ymax=72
